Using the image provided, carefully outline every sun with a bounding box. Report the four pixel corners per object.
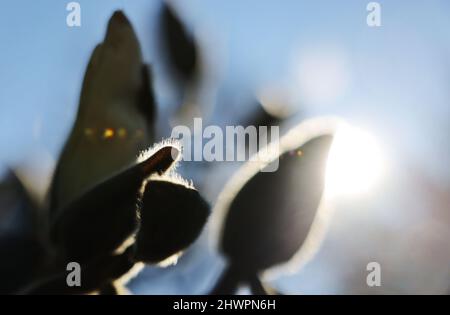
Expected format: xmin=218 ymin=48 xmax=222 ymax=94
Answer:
xmin=325 ymin=123 xmax=385 ymax=198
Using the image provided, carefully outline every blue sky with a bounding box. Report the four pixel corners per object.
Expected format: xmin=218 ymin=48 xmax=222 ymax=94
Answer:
xmin=0 ymin=0 xmax=449 ymax=183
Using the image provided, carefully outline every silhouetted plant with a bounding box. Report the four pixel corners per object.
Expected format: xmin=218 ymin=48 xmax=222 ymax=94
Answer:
xmin=160 ymin=2 xmax=198 ymax=86
xmin=0 ymin=7 xmax=339 ymax=296
xmin=50 ymin=11 xmax=156 ymax=213
xmin=134 ymin=177 xmax=209 ymax=264
xmin=20 ymin=11 xmax=210 ymax=295
xmin=210 ymin=118 xmax=337 ymax=295
xmin=0 ymin=171 xmax=45 ymax=294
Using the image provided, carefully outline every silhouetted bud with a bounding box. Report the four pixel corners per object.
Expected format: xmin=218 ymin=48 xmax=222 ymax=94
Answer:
xmin=50 ymin=10 xmax=156 ymax=212
xmin=134 ymin=178 xmax=210 ymax=264
xmin=221 ymin=135 xmax=333 ymax=271
xmin=211 ymin=118 xmax=338 ymax=294
xmin=51 ymin=145 xmax=180 ymax=262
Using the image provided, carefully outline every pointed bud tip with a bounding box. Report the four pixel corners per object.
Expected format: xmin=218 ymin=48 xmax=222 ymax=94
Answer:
xmin=111 ymin=10 xmax=129 ymax=25
xmin=106 ymin=10 xmax=132 ymax=38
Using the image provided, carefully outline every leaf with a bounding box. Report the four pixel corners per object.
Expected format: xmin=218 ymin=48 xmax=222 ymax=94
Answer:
xmin=0 ymin=171 xmax=45 ymax=294
xmin=22 ymin=247 xmax=135 ymax=295
xmin=0 ymin=236 xmax=44 ymax=294
xmin=161 ymin=3 xmax=198 ymax=84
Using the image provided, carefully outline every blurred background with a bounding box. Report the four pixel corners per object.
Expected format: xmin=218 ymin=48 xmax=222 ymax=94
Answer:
xmin=0 ymin=0 xmax=449 ymax=294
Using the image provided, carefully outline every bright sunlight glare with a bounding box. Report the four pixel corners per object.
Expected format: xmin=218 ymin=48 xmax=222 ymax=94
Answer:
xmin=325 ymin=124 xmax=386 ymax=198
